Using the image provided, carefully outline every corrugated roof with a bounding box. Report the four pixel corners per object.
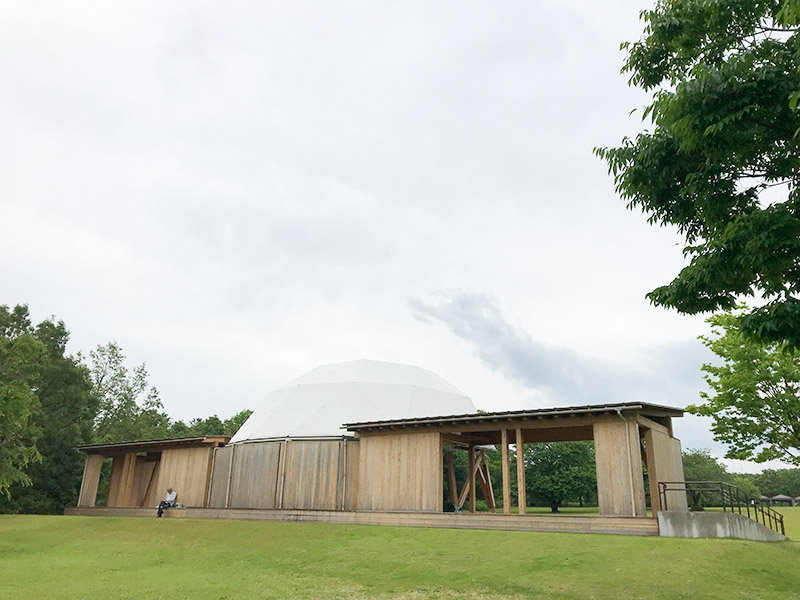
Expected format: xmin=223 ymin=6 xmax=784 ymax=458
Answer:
xmin=77 ymin=436 xmax=230 ymax=454
xmin=344 ymin=402 xmax=683 ymax=431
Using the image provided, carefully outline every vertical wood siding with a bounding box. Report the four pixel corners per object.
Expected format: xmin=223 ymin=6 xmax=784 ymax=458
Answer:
xmin=208 ymin=445 xmax=233 ymax=508
xmin=343 ymin=441 xmax=360 ymax=510
xmin=106 ymin=456 xmax=124 ymax=507
xmin=594 ymin=420 xmax=647 ymax=517
xmin=357 ymin=432 xmax=442 ymax=512
xmin=228 ymin=442 xmax=281 ymax=509
xmin=206 ymin=439 xmax=363 ymax=511
xmin=154 ymin=447 xmax=215 ymax=507
xmin=281 ymin=441 xmax=340 ymax=510
xmin=647 ymin=428 xmax=688 ymax=512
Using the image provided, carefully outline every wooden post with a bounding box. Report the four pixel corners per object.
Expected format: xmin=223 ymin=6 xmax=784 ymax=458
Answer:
xmin=446 ymin=449 xmax=459 ymax=509
xmin=77 ymin=454 xmax=103 ymax=507
xmin=224 ymin=444 xmax=236 ymax=508
xmin=516 ymin=428 xmax=526 ymax=515
xmin=468 ymin=445 xmax=476 ymax=513
xmin=275 ymin=440 xmax=288 ymax=509
xmin=501 ymin=428 xmax=511 ymax=514
xmin=643 ymin=428 xmax=658 ymax=514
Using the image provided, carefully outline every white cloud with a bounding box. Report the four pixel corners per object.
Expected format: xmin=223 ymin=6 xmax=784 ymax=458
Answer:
xmin=2 ymin=0 xmax=777 ymax=471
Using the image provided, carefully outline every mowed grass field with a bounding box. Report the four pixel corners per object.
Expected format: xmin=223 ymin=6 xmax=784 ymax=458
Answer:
xmin=1 ymin=508 xmax=799 ymax=600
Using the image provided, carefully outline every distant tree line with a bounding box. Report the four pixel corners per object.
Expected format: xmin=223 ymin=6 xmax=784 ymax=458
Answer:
xmin=682 ymin=448 xmax=800 ymax=509
xmin=0 ymin=304 xmax=251 ymax=514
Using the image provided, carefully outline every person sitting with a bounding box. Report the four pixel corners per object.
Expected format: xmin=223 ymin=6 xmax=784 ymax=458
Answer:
xmin=157 ymin=487 xmax=177 ymax=517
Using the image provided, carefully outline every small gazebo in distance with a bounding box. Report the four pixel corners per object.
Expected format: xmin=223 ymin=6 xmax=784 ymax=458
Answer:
xmin=771 ymin=494 xmax=795 ymax=506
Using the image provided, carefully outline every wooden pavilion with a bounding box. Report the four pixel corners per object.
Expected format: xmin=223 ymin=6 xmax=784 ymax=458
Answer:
xmin=345 ymin=402 xmax=687 ymax=517
xmin=76 ymin=436 xmax=229 ymax=509
xmin=69 ymin=402 xmax=687 ymax=535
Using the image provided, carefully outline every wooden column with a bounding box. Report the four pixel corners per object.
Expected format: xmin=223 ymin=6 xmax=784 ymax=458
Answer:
xmin=77 ymin=454 xmax=103 ymax=507
xmin=478 ymin=451 xmax=495 ymax=512
xmin=468 ymin=445 xmax=476 ymax=513
xmin=275 ymin=440 xmax=287 ymax=509
xmin=594 ymin=420 xmax=646 ymax=517
xmin=501 ymin=428 xmax=511 ymax=514
xmin=117 ymin=452 xmax=138 ymax=507
xmin=642 ymin=425 xmax=688 ymax=513
xmin=516 ymin=428 xmax=526 ymax=515
xmin=643 ymin=428 xmax=659 ymax=514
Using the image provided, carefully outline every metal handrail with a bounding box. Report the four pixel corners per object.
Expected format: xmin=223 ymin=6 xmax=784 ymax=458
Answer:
xmin=657 ymin=480 xmax=785 ymax=537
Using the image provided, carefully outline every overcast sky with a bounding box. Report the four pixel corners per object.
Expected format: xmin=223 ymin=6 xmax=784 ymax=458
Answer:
xmin=1 ymin=1 xmax=785 ymax=473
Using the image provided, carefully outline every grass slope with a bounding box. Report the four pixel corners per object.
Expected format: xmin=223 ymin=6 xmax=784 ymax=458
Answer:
xmin=1 ymin=511 xmax=799 ymax=600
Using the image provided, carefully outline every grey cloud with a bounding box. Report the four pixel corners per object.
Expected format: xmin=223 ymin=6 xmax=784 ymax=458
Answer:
xmin=409 ymin=292 xmax=709 ymax=409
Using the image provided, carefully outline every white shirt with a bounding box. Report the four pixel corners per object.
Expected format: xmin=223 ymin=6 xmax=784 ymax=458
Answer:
xmin=165 ymin=490 xmax=177 ymax=504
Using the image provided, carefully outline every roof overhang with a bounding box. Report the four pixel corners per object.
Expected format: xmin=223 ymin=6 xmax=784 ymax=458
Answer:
xmin=344 ymin=402 xmax=683 ymax=433
xmin=77 ymin=436 xmax=230 ymax=456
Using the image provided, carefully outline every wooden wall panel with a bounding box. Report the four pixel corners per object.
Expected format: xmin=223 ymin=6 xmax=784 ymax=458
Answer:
xmin=77 ymin=454 xmax=103 ymax=507
xmin=358 ymin=432 xmax=442 ymax=512
xmin=208 ymin=445 xmax=233 ymax=508
xmin=282 ymin=441 xmax=340 ymax=510
xmin=648 ymin=429 xmax=688 ymax=512
xmin=343 ymin=441 xmax=360 ymax=511
xmin=106 ymin=455 xmax=125 ymax=507
xmin=155 ymin=447 xmax=215 ymax=507
xmin=228 ymin=442 xmax=281 ymax=509
xmin=594 ymin=420 xmax=646 ymax=517
xmin=116 ymin=453 xmax=138 ymax=507
xmin=132 ymin=458 xmax=159 ymax=507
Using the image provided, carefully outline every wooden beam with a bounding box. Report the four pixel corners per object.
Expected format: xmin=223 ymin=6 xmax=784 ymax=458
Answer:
xmin=479 ymin=450 xmax=497 ymax=512
xmin=501 ymin=428 xmax=511 ymax=514
xmin=357 ymin=413 xmax=626 ymax=437
xmin=516 ymin=428 xmax=526 ymax=515
xmin=468 ymin=445 xmax=476 ymax=513
xmin=77 ymin=454 xmax=103 ymax=507
xmin=457 ymin=450 xmax=483 ymax=510
xmin=445 ymin=450 xmax=459 ymax=508
xmin=475 ymin=459 xmax=490 ymax=507
xmin=637 ymin=415 xmax=670 ymax=436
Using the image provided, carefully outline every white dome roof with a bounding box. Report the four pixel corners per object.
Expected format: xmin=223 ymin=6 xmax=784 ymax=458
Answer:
xmin=230 ymin=359 xmax=475 ymax=442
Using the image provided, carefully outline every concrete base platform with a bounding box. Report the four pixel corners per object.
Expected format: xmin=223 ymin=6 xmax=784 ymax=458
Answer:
xmin=64 ymin=506 xmax=658 ymax=536
xmin=657 ymin=510 xmax=785 ymax=542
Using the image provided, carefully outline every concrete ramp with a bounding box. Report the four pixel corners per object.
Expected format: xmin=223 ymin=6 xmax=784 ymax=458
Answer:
xmin=658 ymin=511 xmax=785 ymax=542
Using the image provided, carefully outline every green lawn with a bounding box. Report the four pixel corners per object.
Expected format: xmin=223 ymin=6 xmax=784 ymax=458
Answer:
xmin=1 ymin=512 xmax=799 ymax=600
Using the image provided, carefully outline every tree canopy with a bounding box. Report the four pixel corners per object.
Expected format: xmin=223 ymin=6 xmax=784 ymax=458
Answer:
xmin=689 ymin=307 xmax=800 ymax=465
xmin=0 ymin=306 xmax=46 ymax=497
xmin=596 ymin=0 xmax=800 ymax=347
xmin=0 ymin=306 xmax=252 ymax=513
xmin=524 ymin=442 xmax=597 ymax=512
xmin=753 ymin=467 xmax=800 ymax=496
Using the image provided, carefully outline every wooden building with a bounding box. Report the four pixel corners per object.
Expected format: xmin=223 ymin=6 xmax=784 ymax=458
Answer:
xmin=344 ymin=402 xmax=688 ymax=517
xmin=69 ymin=362 xmax=689 ymax=534
xmin=74 ymin=402 xmax=687 ymax=521
xmin=76 ymin=436 xmax=229 ymax=509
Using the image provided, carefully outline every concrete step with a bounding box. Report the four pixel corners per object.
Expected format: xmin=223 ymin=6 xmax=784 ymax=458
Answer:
xmin=65 ymin=506 xmax=658 ymax=536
